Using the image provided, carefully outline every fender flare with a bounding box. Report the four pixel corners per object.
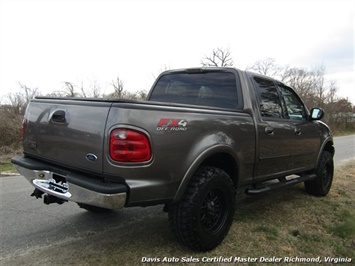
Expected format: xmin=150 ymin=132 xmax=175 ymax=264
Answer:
xmin=172 ymin=144 xmax=239 ymax=203
xmin=315 ymin=136 xmax=334 ymax=168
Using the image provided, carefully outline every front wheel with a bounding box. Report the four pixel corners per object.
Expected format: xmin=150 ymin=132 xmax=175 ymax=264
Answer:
xmin=169 ymin=166 xmax=235 ymax=251
xmin=304 ymin=151 xmax=334 ymax=196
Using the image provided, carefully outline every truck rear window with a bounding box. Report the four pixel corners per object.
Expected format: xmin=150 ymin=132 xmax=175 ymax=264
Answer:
xmin=149 ymin=71 xmax=242 ymax=110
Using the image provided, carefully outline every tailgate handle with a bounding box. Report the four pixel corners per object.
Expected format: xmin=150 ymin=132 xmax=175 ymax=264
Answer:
xmin=51 ymin=110 xmax=66 ymax=123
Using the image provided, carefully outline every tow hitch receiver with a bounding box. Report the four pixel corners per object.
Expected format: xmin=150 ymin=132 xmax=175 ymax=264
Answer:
xmin=12 ymin=157 xmax=128 ymax=209
xmin=43 ymin=194 xmax=66 ymax=205
xmin=30 ymin=174 xmax=71 ymax=205
xmin=32 ymin=177 xmax=72 ymax=198
xmin=31 ymin=188 xmax=44 ymax=199
xmin=47 ymin=178 xmax=69 ymax=194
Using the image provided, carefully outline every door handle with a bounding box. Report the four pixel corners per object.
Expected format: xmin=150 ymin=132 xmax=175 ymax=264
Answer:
xmin=294 ymin=128 xmax=301 ymax=135
xmin=265 ymin=126 xmax=274 ymax=135
xmin=51 ymin=110 xmax=66 ymax=123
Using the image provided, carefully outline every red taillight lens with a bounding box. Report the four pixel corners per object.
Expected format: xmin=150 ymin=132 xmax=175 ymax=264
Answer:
xmin=109 ymin=129 xmax=151 ymax=162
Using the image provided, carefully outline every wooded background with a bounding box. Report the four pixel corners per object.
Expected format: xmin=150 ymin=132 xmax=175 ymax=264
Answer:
xmin=1 ymin=48 xmax=354 ymax=151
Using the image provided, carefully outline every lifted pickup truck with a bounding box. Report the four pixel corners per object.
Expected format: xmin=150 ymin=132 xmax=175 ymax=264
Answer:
xmin=12 ymin=67 xmax=334 ymax=251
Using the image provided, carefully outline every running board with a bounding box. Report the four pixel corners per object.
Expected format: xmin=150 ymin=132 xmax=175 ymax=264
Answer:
xmin=245 ymin=174 xmax=317 ymax=195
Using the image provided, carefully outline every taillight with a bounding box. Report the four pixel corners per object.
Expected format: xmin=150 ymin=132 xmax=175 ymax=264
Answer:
xmin=109 ymin=128 xmax=151 ymax=162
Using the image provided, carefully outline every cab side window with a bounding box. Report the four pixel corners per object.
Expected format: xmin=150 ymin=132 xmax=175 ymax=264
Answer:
xmin=253 ymin=77 xmax=282 ymax=118
xmin=278 ymin=84 xmax=307 ymax=120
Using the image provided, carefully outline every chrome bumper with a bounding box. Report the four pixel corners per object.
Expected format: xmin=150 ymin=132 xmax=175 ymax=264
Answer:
xmin=14 ymin=165 xmax=127 ymax=209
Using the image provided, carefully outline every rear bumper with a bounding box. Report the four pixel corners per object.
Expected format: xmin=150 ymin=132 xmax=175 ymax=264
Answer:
xmin=11 ymin=156 xmax=127 ymax=209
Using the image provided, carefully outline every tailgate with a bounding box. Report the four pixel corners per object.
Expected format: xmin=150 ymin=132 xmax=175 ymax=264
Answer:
xmin=24 ymin=99 xmax=112 ymax=173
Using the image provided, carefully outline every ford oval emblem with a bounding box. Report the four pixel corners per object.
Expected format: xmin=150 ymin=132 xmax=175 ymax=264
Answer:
xmin=86 ymin=153 xmax=98 ymax=162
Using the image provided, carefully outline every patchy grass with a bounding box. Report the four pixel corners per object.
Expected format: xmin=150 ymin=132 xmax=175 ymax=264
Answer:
xmin=331 ymin=210 xmax=355 ymax=239
xmin=2 ymin=161 xmax=355 ymax=266
xmin=0 ymin=164 xmax=14 ymax=172
xmin=0 ymin=146 xmax=22 ymax=173
xmin=83 ymin=161 xmax=355 ymax=264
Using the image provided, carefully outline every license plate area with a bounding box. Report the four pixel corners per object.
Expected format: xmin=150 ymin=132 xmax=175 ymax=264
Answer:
xmin=32 ymin=171 xmax=71 ymax=197
xmin=48 ymin=174 xmax=69 ymax=194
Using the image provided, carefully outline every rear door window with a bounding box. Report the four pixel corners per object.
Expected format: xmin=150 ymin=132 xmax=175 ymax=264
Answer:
xmin=252 ymin=77 xmax=282 ymax=118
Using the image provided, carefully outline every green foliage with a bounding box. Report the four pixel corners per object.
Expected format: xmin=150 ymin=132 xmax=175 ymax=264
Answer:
xmin=254 ymin=225 xmax=280 ymax=240
xmin=331 ymin=211 xmax=355 ymax=239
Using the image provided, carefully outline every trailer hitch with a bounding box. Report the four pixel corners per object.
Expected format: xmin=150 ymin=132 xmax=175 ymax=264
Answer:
xmin=31 ymin=188 xmax=44 ymax=199
xmin=31 ymin=188 xmax=67 ymax=205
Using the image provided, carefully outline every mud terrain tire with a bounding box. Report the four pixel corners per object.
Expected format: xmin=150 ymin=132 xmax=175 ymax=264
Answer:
xmin=305 ymin=151 xmax=334 ymax=196
xmin=169 ymin=166 xmax=235 ymax=251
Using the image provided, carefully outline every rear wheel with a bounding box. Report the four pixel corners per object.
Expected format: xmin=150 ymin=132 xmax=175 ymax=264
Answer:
xmin=305 ymin=151 xmax=334 ymax=196
xmin=77 ymin=203 xmax=112 ymax=213
xmin=169 ymin=166 xmax=235 ymax=251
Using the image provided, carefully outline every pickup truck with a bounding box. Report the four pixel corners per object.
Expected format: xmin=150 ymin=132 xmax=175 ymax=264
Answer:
xmin=12 ymin=67 xmax=335 ymax=251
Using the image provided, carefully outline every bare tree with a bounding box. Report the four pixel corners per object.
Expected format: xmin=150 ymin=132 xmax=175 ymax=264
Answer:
xmin=279 ymin=63 xmax=354 ymax=131
xmin=282 ymin=67 xmax=318 ymax=105
xmin=246 ymin=58 xmax=282 ymax=77
xmin=46 ymin=91 xmax=67 ymax=97
xmin=20 ymin=83 xmax=39 ymax=105
xmin=6 ymin=83 xmax=39 ymax=115
xmin=281 ymin=65 xmax=332 ymax=108
xmin=86 ymin=80 xmax=101 ymax=98
xmin=110 ymin=76 xmax=125 ymax=99
xmin=61 ymin=80 xmax=103 ymax=98
xmin=7 ymin=93 xmax=25 ymax=115
xmin=78 ymin=81 xmax=86 ymax=98
xmin=134 ymin=90 xmax=148 ymax=100
xmin=1 ymin=83 xmax=40 ymax=147
xmin=327 ymin=80 xmax=338 ymax=104
xmin=92 ymin=85 xmax=101 ymax=98
xmin=309 ymin=64 xmax=326 ymax=106
xmin=63 ymin=81 xmax=77 ymax=97
xmin=201 ymin=47 xmax=234 ymax=67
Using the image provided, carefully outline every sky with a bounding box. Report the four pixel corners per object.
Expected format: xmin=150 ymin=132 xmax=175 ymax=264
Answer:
xmin=0 ymin=0 xmax=354 ymax=104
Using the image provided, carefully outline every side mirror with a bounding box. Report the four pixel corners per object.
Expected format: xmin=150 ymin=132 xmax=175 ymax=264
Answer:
xmin=310 ymin=108 xmax=324 ymax=120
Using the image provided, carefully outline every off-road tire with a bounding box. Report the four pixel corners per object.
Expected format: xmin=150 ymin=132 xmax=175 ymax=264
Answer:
xmin=77 ymin=203 xmax=112 ymax=213
xmin=305 ymin=151 xmax=334 ymax=196
xmin=169 ymin=166 xmax=235 ymax=251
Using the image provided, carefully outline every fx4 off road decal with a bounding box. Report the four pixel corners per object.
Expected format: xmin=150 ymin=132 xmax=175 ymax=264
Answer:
xmin=157 ymin=118 xmax=188 ymax=131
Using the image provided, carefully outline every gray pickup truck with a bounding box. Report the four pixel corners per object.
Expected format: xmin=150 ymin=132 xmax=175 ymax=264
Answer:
xmin=12 ymin=67 xmax=334 ymax=251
